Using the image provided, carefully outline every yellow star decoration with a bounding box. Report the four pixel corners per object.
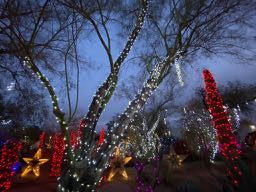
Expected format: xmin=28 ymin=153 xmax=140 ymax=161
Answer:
xmin=21 ymin=148 xmax=49 ymax=177
xmin=107 ymin=147 xmax=132 ymax=181
xmin=168 ymin=147 xmax=187 ymax=168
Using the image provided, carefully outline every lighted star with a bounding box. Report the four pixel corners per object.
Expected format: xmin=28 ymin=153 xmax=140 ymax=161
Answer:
xmin=21 ymin=148 xmax=49 ymax=177
xmin=107 ymin=147 xmax=132 ymax=181
xmin=168 ymin=147 xmax=187 ymax=167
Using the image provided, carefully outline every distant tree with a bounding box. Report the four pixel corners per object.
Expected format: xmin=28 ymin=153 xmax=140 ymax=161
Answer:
xmin=181 ymin=99 xmax=217 ymax=166
xmin=196 ymin=81 xmax=256 ymax=112
xmin=0 ymin=79 xmax=49 ymax=140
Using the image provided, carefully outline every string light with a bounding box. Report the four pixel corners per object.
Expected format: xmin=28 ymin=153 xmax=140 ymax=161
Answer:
xmin=50 ymin=134 xmax=65 ymax=177
xmin=99 ymin=128 xmax=105 ymax=146
xmin=22 ymin=56 xmax=73 ymax=162
xmin=135 ymin=156 xmax=160 ymax=192
xmin=233 ymin=108 xmax=240 ymax=130
xmin=56 ymin=1 xmax=151 ymax=190
xmin=130 ymin=113 xmax=161 ymax=160
xmin=70 ymin=130 xmax=76 ymax=149
xmin=203 ymin=69 xmax=242 ymax=187
xmin=57 ymin=3 xmax=185 ymax=191
xmin=6 ymin=82 xmax=15 ymax=91
xmin=183 ymin=108 xmax=218 ymax=163
xmin=38 ymin=132 xmax=45 ymax=149
xmin=69 ymin=50 xmax=183 ymax=190
xmin=175 ymin=59 xmax=184 ymax=86
xmin=0 ymin=140 xmax=22 ymax=192
xmin=0 ymin=120 xmax=12 ymax=125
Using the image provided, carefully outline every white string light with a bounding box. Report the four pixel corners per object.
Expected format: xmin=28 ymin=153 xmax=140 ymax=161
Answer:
xmin=183 ymin=108 xmax=218 ymax=163
xmin=0 ymin=119 xmax=12 ymax=125
xmin=174 ymin=59 xmax=184 ymax=86
xmin=6 ymin=82 xmax=15 ymax=91
xmin=233 ymin=108 xmax=240 ymax=129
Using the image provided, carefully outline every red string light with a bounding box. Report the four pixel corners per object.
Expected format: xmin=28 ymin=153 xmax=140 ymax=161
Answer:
xmin=203 ymin=69 xmax=242 ymax=186
xmin=99 ymin=128 xmax=105 ymax=146
xmin=70 ymin=130 xmax=76 ymax=149
xmin=49 ymin=134 xmax=65 ymax=177
xmin=77 ymin=120 xmax=86 ymax=146
xmin=0 ymin=140 xmax=22 ymax=192
xmin=38 ymin=132 xmax=45 ymax=149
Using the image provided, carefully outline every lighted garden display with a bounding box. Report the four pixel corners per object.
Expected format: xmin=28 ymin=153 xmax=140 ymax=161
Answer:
xmin=0 ymin=0 xmax=256 ymax=191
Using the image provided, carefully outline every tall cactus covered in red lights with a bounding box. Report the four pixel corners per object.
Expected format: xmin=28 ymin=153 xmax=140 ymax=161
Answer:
xmin=50 ymin=134 xmax=65 ymax=177
xmin=203 ymin=69 xmax=242 ymax=186
xmin=0 ymin=140 xmax=22 ymax=192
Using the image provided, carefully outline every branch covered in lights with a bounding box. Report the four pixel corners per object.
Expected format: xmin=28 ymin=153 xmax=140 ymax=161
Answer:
xmin=78 ymin=1 xmax=150 ymax=156
xmin=129 ymin=112 xmax=161 ymax=160
xmin=22 ymin=56 xmax=73 ymax=162
xmin=57 ymin=1 xmax=151 ymax=190
xmin=67 ymin=50 xmax=184 ymax=191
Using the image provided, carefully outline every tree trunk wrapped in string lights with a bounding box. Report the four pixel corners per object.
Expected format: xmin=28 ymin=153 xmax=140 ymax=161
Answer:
xmin=202 ymin=69 xmax=242 ymax=186
xmin=58 ymin=1 xmax=150 ymax=191
xmin=62 ymin=51 xmax=183 ymax=192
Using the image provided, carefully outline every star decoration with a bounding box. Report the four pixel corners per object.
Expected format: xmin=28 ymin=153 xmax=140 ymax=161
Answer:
xmin=168 ymin=147 xmax=187 ymax=168
xmin=107 ymin=147 xmax=132 ymax=181
xmin=21 ymin=148 xmax=49 ymax=177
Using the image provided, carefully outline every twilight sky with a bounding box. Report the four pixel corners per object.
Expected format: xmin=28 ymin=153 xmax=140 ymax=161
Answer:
xmin=63 ymin=33 xmax=256 ymax=130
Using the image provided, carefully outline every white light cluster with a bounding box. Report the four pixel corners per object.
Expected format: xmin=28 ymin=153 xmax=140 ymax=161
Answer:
xmin=56 ymin=1 xmax=151 ymax=190
xmin=6 ymin=82 xmax=15 ymax=91
xmin=0 ymin=119 xmax=12 ymax=125
xmin=128 ymin=113 xmax=161 ymax=160
xmin=22 ymin=56 xmax=75 ymax=168
xmin=174 ymin=57 xmax=184 ymax=86
xmin=183 ymin=108 xmax=218 ymax=163
xmin=73 ymin=48 xmax=177 ymax=190
xmin=233 ymin=108 xmax=240 ymax=130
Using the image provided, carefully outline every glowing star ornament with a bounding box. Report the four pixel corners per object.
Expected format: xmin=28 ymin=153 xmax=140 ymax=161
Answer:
xmin=168 ymin=147 xmax=187 ymax=168
xmin=107 ymin=147 xmax=132 ymax=181
xmin=21 ymin=149 xmax=49 ymax=177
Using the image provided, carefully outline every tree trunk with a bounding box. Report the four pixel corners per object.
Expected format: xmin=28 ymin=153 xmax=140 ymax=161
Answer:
xmin=58 ymin=52 xmax=180 ymax=191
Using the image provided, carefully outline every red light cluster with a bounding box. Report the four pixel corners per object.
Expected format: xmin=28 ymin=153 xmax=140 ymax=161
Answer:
xmin=99 ymin=128 xmax=105 ymax=146
xmin=50 ymin=134 xmax=64 ymax=177
xmin=77 ymin=120 xmax=86 ymax=145
xmin=0 ymin=140 xmax=22 ymax=191
xmin=203 ymin=69 xmax=242 ymax=186
xmin=70 ymin=130 xmax=77 ymax=149
xmin=38 ymin=132 xmax=45 ymax=149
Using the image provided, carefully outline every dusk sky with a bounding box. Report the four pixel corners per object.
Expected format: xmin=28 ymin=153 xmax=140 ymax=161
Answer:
xmin=64 ymin=33 xmax=256 ymax=129
xmin=2 ymin=1 xmax=256 ymax=191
